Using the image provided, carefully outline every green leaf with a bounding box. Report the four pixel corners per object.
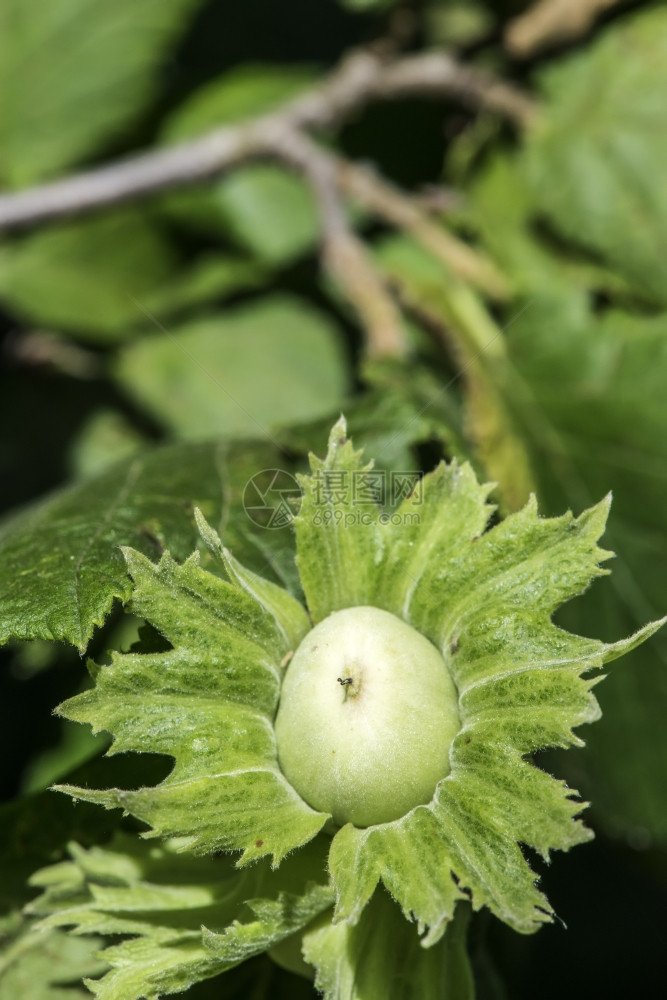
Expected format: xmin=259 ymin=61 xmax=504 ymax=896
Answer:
xmin=69 ymin=411 xmax=147 ymax=480
xmin=525 ymin=6 xmax=667 ymax=306
xmin=293 ymin=419 xmax=491 ymax=627
xmin=215 ymin=165 xmax=320 ymax=266
xmin=0 ymin=927 xmax=106 ymax=999
xmin=29 ymin=834 xmax=333 ymax=1000
xmin=303 ymin=890 xmax=473 ymax=1000
xmin=0 ymin=211 xmax=263 ymax=343
xmin=0 ymin=784 xmax=123 ymax=997
xmin=21 ymin=720 xmax=108 ymax=795
xmin=194 ymin=507 xmax=310 ymax=651
xmin=505 ymin=293 xmax=667 ymax=845
xmin=114 ymin=296 xmax=349 ymax=440
xmin=216 ymin=376 xmax=466 ymax=599
xmin=0 ymin=441 xmax=226 ymax=651
xmin=336 ymin=0 xmax=398 ymax=9
xmin=56 ymin=538 xmax=327 ymax=864
xmin=0 ymin=0 xmax=202 ymax=186
xmin=203 ymin=852 xmax=332 ymax=967
xmin=163 ymin=65 xmax=317 ymax=141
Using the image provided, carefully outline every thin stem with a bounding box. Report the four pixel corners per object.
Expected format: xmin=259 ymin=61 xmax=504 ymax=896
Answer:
xmin=334 ymin=158 xmax=510 ymax=300
xmin=269 ymin=128 xmax=406 ymax=359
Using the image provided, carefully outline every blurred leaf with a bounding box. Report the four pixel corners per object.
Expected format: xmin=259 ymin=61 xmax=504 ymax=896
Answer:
xmin=335 ymin=0 xmax=398 ymax=9
xmin=213 ymin=166 xmax=319 ymax=265
xmin=506 ymin=292 xmax=667 ymax=845
xmin=69 ymin=411 xmax=146 ymax=480
xmin=281 ymin=373 xmax=459 ymax=470
xmin=469 ymin=153 xmax=640 ymax=320
xmin=21 ymin=721 xmax=109 ymax=795
xmin=374 ymin=235 xmax=535 ymax=510
xmin=0 ymin=441 xmax=226 ymax=650
xmin=0 ymin=212 xmax=174 ymax=339
xmin=0 ymin=926 xmax=105 ymax=999
xmin=0 ymin=0 xmax=202 ymax=186
xmin=6 ymin=639 xmax=62 ymax=678
xmin=426 ymin=0 xmax=494 ymax=47
xmin=0 ymin=787 xmax=128 ymax=998
xmin=526 ymin=6 xmax=667 ymax=306
xmin=140 ymin=253 xmax=266 ymax=316
xmin=303 ymin=891 xmax=473 ymax=1000
xmin=115 ymin=296 xmax=349 ymax=440
xmin=163 ymin=64 xmax=317 ymax=141
xmin=469 ymin=156 xmax=578 ymax=297
xmin=161 ymin=65 xmax=319 ymax=262
xmin=0 ymin=797 xmax=108 ymax=923
xmin=0 ymin=213 xmax=263 ymax=343
xmin=29 ymin=834 xmax=332 ymax=1000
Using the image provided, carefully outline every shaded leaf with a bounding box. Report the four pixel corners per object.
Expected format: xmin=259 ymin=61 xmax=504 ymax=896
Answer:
xmin=29 ymin=834 xmax=332 ymax=1000
xmin=0 ymin=926 xmax=105 ymax=999
xmin=0 ymin=212 xmax=263 ymax=343
xmin=506 ymin=293 xmax=667 ymax=845
xmin=303 ymin=890 xmax=473 ymax=1000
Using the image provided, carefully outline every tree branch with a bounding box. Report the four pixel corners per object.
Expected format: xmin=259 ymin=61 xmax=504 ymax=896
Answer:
xmin=269 ymin=129 xmax=406 ymax=360
xmin=0 ymin=49 xmax=537 ymax=231
xmin=333 ymin=158 xmax=510 ymax=300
